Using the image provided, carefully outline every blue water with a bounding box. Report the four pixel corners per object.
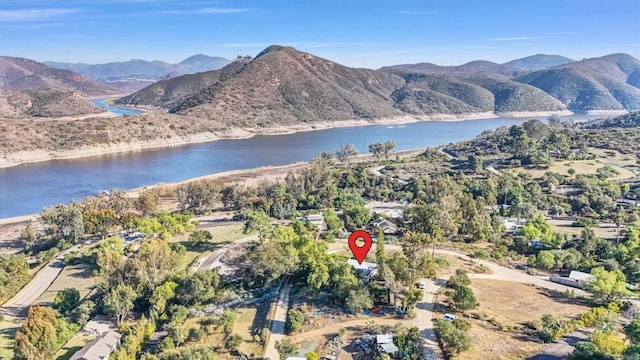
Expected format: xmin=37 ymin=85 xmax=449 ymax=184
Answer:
xmin=0 ymin=113 xmax=599 ymax=218
xmin=91 ymin=99 xmax=144 ymax=116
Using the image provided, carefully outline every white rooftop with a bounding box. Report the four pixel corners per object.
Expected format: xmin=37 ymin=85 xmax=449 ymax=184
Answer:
xmin=569 ymin=270 xmax=596 ymax=282
xmin=376 ymin=334 xmax=393 ymax=344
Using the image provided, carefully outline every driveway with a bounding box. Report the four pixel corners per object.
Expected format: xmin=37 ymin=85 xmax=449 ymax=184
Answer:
xmin=264 ymin=279 xmax=291 ymax=360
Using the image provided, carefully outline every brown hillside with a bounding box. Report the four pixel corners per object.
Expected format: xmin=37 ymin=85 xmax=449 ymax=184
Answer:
xmin=170 ymin=45 xmax=406 ymax=127
xmin=0 ymin=89 xmax=106 ymax=119
xmin=0 ymin=56 xmax=118 ymax=97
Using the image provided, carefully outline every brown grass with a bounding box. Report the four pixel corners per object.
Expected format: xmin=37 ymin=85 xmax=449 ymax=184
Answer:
xmin=455 ymin=279 xmax=590 ymax=360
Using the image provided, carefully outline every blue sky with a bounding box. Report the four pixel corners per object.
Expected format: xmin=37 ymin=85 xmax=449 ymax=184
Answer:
xmin=1 ymin=0 xmax=639 ymax=68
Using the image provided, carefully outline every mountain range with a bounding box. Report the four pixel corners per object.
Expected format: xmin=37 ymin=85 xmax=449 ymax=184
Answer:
xmin=2 ymin=47 xmax=640 ymax=123
xmin=116 ymin=46 xmax=640 ymax=125
xmin=44 ymin=54 xmax=231 ymax=91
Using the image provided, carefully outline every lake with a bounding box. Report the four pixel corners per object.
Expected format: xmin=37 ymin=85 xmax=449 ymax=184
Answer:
xmin=0 ymin=111 xmax=599 ymax=218
xmin=91 ymin=99 xmax=144 ymax=116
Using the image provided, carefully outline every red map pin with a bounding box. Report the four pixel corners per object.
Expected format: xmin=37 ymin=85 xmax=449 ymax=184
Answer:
xmin=348 ymin=230 xmax=373 ymax=264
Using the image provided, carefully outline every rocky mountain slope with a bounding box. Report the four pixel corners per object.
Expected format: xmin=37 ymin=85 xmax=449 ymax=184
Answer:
xmin=0 ymin=56 xmax=118 ymax=97
xmin=0 ymin=89 xmax=106 ymax=119
xmin=117 ymin=47 xmax=639 ymax=128
xmin=517 ymin=54 xmax=640 ymax=111
xmin=115 ymin=57 xmax=251 ymax=109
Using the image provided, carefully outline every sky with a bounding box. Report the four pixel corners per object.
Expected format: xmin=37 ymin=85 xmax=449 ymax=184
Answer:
xmin=1 ymin=0 xmax=639 ymax=69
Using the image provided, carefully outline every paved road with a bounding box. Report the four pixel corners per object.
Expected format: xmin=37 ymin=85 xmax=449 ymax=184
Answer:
xmin=0 ymin=254 xmax=67 ymax=318
xmin=264 ymin=279 xmax=291 ymax=360
xmin=196 ymin=234 xmax=257 ymax=273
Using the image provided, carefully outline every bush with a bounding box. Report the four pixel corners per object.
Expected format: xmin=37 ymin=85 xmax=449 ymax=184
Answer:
xmin=434 ymin=319 xmax=472 ymax=358
xmin=286 ymin=308 xmax=305 ymax=333
xmin=53 ymin=288 xmax=80 ymax=314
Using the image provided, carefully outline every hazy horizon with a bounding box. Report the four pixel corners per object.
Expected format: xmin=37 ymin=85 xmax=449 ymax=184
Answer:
xmin=1 ymin=0 xmax=639 ymax=68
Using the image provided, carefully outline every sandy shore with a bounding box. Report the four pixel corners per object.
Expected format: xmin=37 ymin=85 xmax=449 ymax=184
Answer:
xmin=0 ymin=110 xmax=561 ymax=169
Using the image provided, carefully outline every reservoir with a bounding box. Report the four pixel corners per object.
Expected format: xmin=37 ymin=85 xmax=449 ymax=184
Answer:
xmin=0 ymin=108 xmax=600 ymax=218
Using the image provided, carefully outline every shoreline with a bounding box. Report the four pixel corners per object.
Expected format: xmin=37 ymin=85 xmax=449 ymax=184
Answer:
xmin=0 ymin=110 xmax=577 ymax=169
xmin=0 ymin=147 xmax=427 ymax=226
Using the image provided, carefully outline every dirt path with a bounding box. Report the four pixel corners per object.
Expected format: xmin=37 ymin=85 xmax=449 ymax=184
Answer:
xmin=196 ymin=234 xmax=257 ymax=273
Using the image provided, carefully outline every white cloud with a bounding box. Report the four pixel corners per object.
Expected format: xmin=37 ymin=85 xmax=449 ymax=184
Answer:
xmin=483 ymin=37 xmax=533 ymax=41
xmin=0 ymin=8 xmax=81 ymax=22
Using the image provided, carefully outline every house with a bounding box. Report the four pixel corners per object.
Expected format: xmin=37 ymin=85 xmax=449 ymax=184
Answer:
xmin=70 ymin=330 xmax=122 ymax=360
xmin=569 ymin=270 xmax=596 ymax=284
xmin=304 ymin=213 xmax=327 ymax=231
xmin=503 ymin=219 xmax=522 ymax=233
xmin=376 ymin=334 xmax=399 ymax=357
xmin=368 ymin=219 xmax=399 ymax=235
xmin=348 ymin=259 xmax=378 ymax=281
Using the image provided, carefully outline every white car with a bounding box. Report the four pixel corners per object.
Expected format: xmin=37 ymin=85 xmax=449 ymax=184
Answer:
xmin=443 ymin=313 xmax=458 ymax=321
xmin=417 ymin=281 xmax=426 ymax=289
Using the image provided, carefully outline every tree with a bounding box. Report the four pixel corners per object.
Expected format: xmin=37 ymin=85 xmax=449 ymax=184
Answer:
xmin=450 ymin=285 xmax=478 ymax=311
xmin=434 ymin=319 xmax=472 ymax=357
xmin=136 ymin=238 xmax=183 ymax=290
xmin=345 ymin=288 xmax=373 ymax=314
xmin=275 ymin=339 xmax=299 ymax=360
xmin=625 ymin=320 xmax=640 ymax=344
xmin=568 ymin=342 xmax=616 ymax=360
xmin=68 ymin=300 xmax=95 ymax=327
xmin=103 ymin=284 xmax=136 ymax=325
xmin=368 ymin=142 xmax=385 ymax=159
xmin=250 ymin=239 xmax=300 ymax=282
xmin=336 ymin=144 xmax=358 ymax=163
xmin=306 ymin=351 xmax=318 ymax=360
xmin=136 ymin=189 xmax=159 ymax=217
xmin=224 ymin=334 xmax=243 ymax=351
xmin=588 ymin=267 xmax=628 ymax=302
xmin=53 ymin=288 xmax=80 ymax=314
xmin=14 ymin=306 xmax=59 ymax=360
xmin=41 ymin=202 xmax=84 ymax=243
xmin=174 ymin=271 xmax=221 ymax=306
xmin=219 ymin=309 xmax=236 ymax=336
xmin=161 ymin=345 xmax=216 ymax=360
xmin=176 ymin=180 xmax=219 ymax=213
xmin=530 ymin=250 xmax=556 ymax=270
xmin=447 ymin=270 xmax=471 ymax=288
xmin=150 ymin=281 xmax=177 ymax=314
xmin=286 ymin=308 xmax=305 ymax=333
xmin=383 ymin=140 xmax=397 ymax=160
xmin=243 ymin=208 xmax=271 ymax=241
xmin=188 ymin=230 xmax=213 ymax=246
xmin=19 ymin=222 xmax=39 ymax=252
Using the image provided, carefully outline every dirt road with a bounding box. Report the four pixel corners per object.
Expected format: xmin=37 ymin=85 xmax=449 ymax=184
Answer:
xmin=196 ymin=234 xmax=257 ymax=273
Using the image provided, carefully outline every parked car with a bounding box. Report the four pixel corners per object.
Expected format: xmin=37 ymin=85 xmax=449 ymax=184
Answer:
xmin=443 ymin=313 xmax=458 ymax=321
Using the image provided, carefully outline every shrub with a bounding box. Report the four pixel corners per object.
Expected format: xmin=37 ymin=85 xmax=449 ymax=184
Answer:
xmin=286 ymin=308 xmax=305 ymax=333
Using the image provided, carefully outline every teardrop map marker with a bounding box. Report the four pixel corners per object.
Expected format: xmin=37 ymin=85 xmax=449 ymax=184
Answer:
xmin=348 ymin=230 xmax=373 ymax=264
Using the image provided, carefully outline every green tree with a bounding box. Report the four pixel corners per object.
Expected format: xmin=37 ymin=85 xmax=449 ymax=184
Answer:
xmin=219 ymin=309 xmax=236 ymax=336
xmin=345 ymin=288 xmax=373 ymax=314
xmin=189 ymin=230 xmax=213 ymax=246
xmin=136 ymin=189 xmax=159 ymax=217
xmin=103 ymin=283 xmax=136 ymax=325
xmin=450 ymin=285 xmax=478 ymax=311
xmin=150 ymin=281 xmax=177 ymax=314
xmin=368 ymin=142 xmax=385 ymax=159
xmin=275 ymin=339 xmax=299 ymax=360
xmin=336 ymin=144 xmax=358 ymax=163
xmin=383 ymin=140 xmax=397 ymax=160
xmin=68 ymin=300 xmax=95 ymax=327
xmin=136 ymin=238 xmax=183 ymax=290
xmin=243 ymin=208 xmax=271 ymax=241
xmin=625 ymin=320 xmax=640 ymax=344
xmin=53 ymin=288 xmax=80 ymax=314
xmin=41 ymin=202 xmax=85 ymax=243
xmin=250 ymin=239 xmax=300 ymax=282
xmin=224 ymin=334 xmax=243 ymax=351
xmin=14 ymin=306 xmax=59 ymax=360
xmin=434 ymin=319 xmax=472 ymax=358
xmin=286 ymin=308 xmax=305 ymax=333
xmin=588 ymin=267 xmax=628 ymax=302
xmin=19 ymin=222 xmax=39 ymax=252
xmin=161 ymin=345 xmax=216 ymax=360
